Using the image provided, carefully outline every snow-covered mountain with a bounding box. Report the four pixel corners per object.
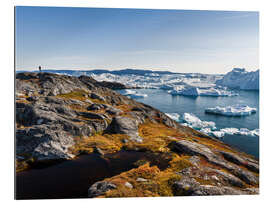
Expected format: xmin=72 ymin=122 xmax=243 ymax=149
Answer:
xmin=216 ymin=68 xmax=259 ymax=90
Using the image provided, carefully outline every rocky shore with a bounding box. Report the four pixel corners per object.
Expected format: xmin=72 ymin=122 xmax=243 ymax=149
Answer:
xmin=16 ymin=72 xmax=259 ymax=197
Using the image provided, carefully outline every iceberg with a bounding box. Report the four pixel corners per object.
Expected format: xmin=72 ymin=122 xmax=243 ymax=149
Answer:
xmin=181 ymin=113 xmax=216 ymax=130
xmin=166 ymin=112 xmax=259 ymax=138
xmin=205 ymin=105 xmax=257 ymax=116
xmin=211 ymin=128 xmax=259 ymax=138
xmin=216 ymin=68 xmax=259 ymax=90
xmin=119 ymin=89 xmax=148 ymax=99
xmin=168 ymin=86 xmax=237 ymax=97
xmin=165 ymin=113 xmax=181 ymax=122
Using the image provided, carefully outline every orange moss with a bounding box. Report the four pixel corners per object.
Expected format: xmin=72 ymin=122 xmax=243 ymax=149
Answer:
xmin=71 ymin=133 xmax=127 ymax=155
xmin=16 ymin=160 xmax=30 ymax=172
xmin=57 ymin=90 xmax=89 ymax=101
xmin=103 ymin=162 xmax=183 ymax=198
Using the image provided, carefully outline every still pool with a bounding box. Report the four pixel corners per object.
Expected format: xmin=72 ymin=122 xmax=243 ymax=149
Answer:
xmin=16 ymin=151 xmax=171 ymax=199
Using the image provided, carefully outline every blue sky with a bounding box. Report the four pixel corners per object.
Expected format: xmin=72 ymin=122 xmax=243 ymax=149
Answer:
xmin=15 ymin=7 xmax=259 ymax=74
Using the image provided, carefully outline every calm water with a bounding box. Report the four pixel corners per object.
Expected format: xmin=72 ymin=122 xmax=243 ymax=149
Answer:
xmin=16 ymin=151 xmax=171 ymax=199
xmin=127 ymin=89 xmax=259 ymax=158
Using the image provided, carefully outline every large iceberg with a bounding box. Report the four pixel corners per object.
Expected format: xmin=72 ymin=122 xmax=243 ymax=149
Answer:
xmin=168 ymin=86 xmax=237 ymax=97
xmin=216 ymin=68 xmax=259 ymax=90
xmin=205 ymin=105 xmax=257 ymax=116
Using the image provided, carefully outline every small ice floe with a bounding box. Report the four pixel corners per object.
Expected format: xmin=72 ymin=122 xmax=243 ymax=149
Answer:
xmin=165 ymin=113 xmax=181 ymax=122
xmin=168 ymin=86 xmax=237 ymax=97
xmin=166 ymin=112 xmax=216 ymax=130
xmin=205 ymin=105 xmax=257 ymax=117
xmin=210 ymin=128 xmax=259 ymax=138
xmin=181 ymin=113 xmax=216 ymax=130
xmin=166 ymin=112 xmax=259 ymax=138
xmin=120 ymin=89 xmax=148 ymax=99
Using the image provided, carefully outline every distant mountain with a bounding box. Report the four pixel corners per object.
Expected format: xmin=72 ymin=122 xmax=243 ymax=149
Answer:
xmin=16 ymin=68 xmax=179 ymax=76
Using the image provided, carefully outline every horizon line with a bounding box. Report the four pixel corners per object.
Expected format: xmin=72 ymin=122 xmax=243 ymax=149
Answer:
xmin=15 ymin=67 xmax=259 ymax=75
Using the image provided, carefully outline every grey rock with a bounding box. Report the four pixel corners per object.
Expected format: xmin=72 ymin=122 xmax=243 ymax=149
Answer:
xmin=79 ymin=125 xmax=92 ymax=137
xmin=89 ymin=93 xmax=106 ymax=102
xmin=87 ymin=104 xmax=104 ymax=111
xmin=16 ymin=124 xmax=75 ymax=161
xmin=172 ymin=176 xmax=200 ymax=195
xmin=171 ymin=140 xmax=259 ymax=185
xmin=173 ymin=176 xmax=250 ymax=196
xmin=220 ymin=151 xmax=259 ymax=173
xmin=206 ymin=168 xmax=244 ymax=188
xmin=105 ymin=116 xmax=143 ymax=142
xmin=26 ymin=96 xmax=39 ymax=102
xmin=243 ymin=187 xmax=259 ymax=194
xmin=105 ymin=107 xmax=123 ymax=115
xmin=192 ymin=185 xmax=243 ymax=196
xmin=88 ymin=181 xmax=117 ymax=197
xmin=78 ymin=112 xmax=105 ymax=120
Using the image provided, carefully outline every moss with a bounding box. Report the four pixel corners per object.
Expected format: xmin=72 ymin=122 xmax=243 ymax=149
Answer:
xmin=57 ymin=90 xmax=89 ymax=101
xmin=16 ymin=99 xmax=31 ymax=104
xmin=16 ymin=160 xmax=30 ymax=172
xmin=102 ymin=162 xmax=183 ymax=198
xmin=122 ymin=122 xmax=186 ymax=153
xmin=116 ymin=104 xmax=133 ymax=112
xmin=168 ymin=154 xmax=193 ymax=172
xmin=194 ymin=177 xmax=215 ymax=186
xmin=71 ymin=133 xmax=127 ymax=155
xmin=156 ymin=173 xmax=182 ymax=196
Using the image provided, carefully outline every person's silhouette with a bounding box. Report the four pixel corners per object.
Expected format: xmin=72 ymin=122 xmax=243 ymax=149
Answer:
xmin=39 ymin=66 xmax=41 ymax=72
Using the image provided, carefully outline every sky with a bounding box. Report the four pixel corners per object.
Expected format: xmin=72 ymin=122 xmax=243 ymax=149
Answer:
xmin=15 ymin=7 xmax=259 ymax=74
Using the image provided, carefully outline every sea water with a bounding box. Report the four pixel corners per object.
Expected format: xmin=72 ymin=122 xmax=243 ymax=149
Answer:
xmin=123 ymin=89 xmax=259 ymax=158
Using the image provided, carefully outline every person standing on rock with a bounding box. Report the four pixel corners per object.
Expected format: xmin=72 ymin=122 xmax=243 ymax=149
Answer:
xmin=39 ymin=66 xmax=42 ymax=72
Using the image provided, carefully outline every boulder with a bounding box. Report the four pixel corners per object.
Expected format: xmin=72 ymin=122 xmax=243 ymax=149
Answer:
xmin=88 ymin=181 xmax=117 ymax=197
xmin=105 ymin=116 xmax=143 ymax=142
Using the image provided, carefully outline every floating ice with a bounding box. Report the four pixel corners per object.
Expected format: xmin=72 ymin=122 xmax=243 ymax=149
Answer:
xmin=166 ymin=112 xmax=259 ymax=138
xmin=211 ymin=128 xmax=259 ymax=138
xmin=216 ymin=68 xmax=259 ymax=90
xmin=120 ymin=89 xmax=148 ymax=99
xmin=88 ymin=70 xmax=223 ymax=90
xmin=205 ymin=105 xmax=257 ymax=116
xmin=165 ymin=113 xmax=181 ymax=122
xmin=181 ymin=113 xmax=216 ymax=130
xmin=168 ymin=86 xmax=237 ymax=97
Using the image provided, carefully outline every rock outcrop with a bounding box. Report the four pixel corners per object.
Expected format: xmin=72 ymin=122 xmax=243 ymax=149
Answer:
xmin=16 ymin=72 xmax=179 ymax=162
